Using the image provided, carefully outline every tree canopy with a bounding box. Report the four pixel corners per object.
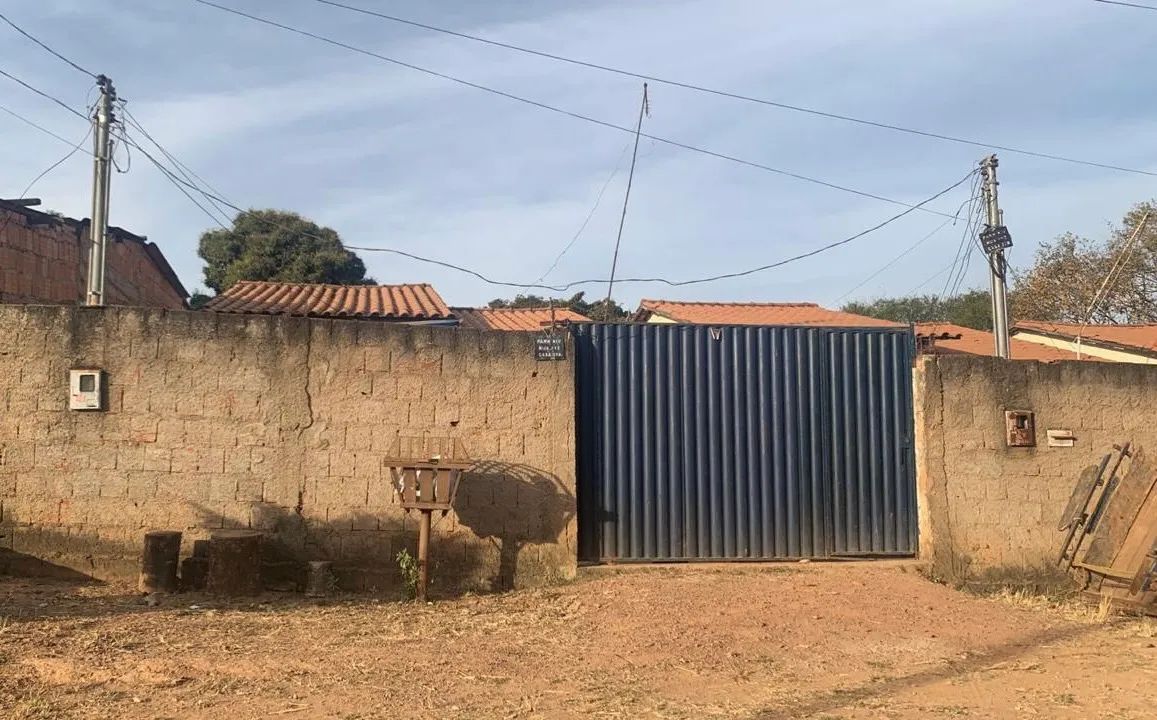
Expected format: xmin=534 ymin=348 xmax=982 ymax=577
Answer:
xmin=488 ymin=291 xmax=629 ymax=320
xmin=842 ymin=290 xmax=992 ymax=330
xmin=198 ymin=209 xmax=372 ymax=294
xmin=1011 ymin=201 xmax=1157 ymax=323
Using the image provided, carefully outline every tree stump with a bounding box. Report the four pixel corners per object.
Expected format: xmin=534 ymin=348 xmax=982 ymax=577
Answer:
xmin=207 ymin=530 xmax=263 ymax=596
xmin=139 ymin=530 xmax=182 ymax=593
xmin=305 ymin=560 xmax=333 ymax=598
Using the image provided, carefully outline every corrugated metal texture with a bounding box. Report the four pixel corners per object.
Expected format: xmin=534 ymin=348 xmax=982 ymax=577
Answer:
xmin=574 ymin=323 xmax=916 ymax=562
xmin=205 ymin=281 xmax=453 ymax=319
xmin=826 ymin=330 xmax=916 ymax=555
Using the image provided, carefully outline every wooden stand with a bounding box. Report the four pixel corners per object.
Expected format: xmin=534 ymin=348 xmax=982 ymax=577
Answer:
xmin=207 ymin=530 xmax=263 ymax=596
xmin=385 ymin=436 xmax=474 ymax=602
xmin=139 ymin=530 xmax=182 ymax=593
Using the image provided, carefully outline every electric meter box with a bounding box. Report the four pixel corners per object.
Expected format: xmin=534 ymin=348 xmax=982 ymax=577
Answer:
xmin=69 ymin=368 xmax=105 ymax=411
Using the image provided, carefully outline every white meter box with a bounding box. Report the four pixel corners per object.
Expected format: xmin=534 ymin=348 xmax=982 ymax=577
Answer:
xmin=69 ymin=368 xmax=105 ymax=411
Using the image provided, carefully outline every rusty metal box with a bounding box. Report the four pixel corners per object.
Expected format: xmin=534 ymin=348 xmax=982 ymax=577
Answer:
xmin=1004 ymin=410 xmax=1036 ymax=447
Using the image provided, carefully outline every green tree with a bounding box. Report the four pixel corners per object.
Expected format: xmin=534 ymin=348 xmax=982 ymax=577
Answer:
xmin=198 ymin=209 xmax=372 ymax=294
xmin=188 ymin=290 xmax=212 ymax=310
xmin=488 ymin=291 xmax=629 ymax=320
xmin=842 ymin=289 xmax=993 ymax=330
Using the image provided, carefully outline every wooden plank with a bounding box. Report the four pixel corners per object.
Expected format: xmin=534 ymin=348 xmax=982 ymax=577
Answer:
xmin=1085 ymin=451 xmax=1155 ymax=566
xmin=1108 ymin=477 xmax=1157 ymax=583
xmin=434 ymin=469 xmax=451 ymax=505
xmin=417 ymin=469 xmax=436 ymax=503
xmin=401 ymin=469 xmax=418 ymax=504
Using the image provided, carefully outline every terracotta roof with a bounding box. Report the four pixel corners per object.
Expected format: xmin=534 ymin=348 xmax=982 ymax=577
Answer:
xmin=205 ymin=281 xmax=453 ymax=320
xmin=452 ymin=307 xmax=591 ymax=331
xmin=916 ymin=323 xmax=1088 ymax=362
xmin=1014 ymin=321 xmax=1157 ymax=356
xmin=635 ymin=299 xmax=903 ymax=328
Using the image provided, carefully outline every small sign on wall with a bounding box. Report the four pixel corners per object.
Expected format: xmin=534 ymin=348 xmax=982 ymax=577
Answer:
xmin=535 ymin=334 xmax=566 ymax=361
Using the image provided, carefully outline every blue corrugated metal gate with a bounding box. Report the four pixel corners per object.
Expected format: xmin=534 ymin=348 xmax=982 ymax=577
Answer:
xmin=574 ymin=323 xmax=917 ymax=561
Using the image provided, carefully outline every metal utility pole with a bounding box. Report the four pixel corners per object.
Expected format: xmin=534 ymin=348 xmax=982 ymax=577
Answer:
xmin=979 ymin=155 xmax=1012 ymax=358
xmin=85 ymin=75 xmax=116 ymax=307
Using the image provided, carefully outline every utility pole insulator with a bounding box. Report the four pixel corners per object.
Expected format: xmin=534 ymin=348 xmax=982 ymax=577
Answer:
xmin=85 ymin=75 xmax=117 ymax=307
xmin=980 ymin=154 xmax=1012 ymax=359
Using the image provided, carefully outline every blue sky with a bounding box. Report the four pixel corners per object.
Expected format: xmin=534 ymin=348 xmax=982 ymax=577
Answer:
xmin=4 ymin=0 xmax=1157 ymax=310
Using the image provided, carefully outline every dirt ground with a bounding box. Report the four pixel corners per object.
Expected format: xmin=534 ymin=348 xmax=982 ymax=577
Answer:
xmin=1 ymin=563 xmax=1154 ymax=719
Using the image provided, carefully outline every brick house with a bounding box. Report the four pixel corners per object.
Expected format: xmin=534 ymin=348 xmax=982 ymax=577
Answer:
xmin=0 ymin=198 xmax=187 ymax=308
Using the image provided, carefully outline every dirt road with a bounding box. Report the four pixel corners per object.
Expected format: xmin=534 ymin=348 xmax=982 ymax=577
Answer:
xmin=1 ymin=564 xmax=1153 ymax=719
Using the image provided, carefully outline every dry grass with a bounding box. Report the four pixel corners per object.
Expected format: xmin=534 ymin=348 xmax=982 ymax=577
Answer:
xmin=2 ymin=566 xmax=1154 ymax=719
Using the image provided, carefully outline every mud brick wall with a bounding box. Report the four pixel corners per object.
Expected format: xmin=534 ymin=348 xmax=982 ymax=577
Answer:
xmin=914 ymin=355 xmax=1157 ymax=581
xmin=0 ymin=305 xmax=576 ymax=592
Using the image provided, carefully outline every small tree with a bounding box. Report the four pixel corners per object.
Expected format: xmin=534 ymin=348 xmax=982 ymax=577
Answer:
xmin=1012 ymin=201 xmax=1157 ymax=323
xmin=488 ymin=291 xmax=629 ymax=320
xmin=198 ymin=209 xmax=372 ymax=294
xmin=842 ymin=290 xmax=992 ymax=330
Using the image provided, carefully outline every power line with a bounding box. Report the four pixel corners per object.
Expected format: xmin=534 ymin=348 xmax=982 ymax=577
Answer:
xmin=0 ymin=67 xmax=88 ymax=120
xmin=119 ymin=120 xmax=973 ymax=291
xmin=537 ymin=143 xmax=630 ymax=283
xmin=835 ymin=218 xmax=956 ymax=303
xmin=117 ymin=113 xmax=974 ymax=292
xmin=121 ymin=108 xmax=234 ymax=226
xmin=1093 ymin=0 xmax=1157 ymax=10
xmin=836 ymin=173 xmax=982 ymax=303
xmin=0 ymin=126 xmax=94 ymax=239
xmin=310 ymin=0 xmax=1157 ymax=179
xmin=348 ymin=169 xmax=977 ymax=291
xmin=119 ymin=132 xmax=232 ymax=230
xmin=0 ymin=102 xmax=93 ymax=149
xmin=0 ymin=12 xmax=96 ymax=77
xmin=18 ymin=126 xmax=93 ymax=198
xmin=191 ymin=0 xmax=957 ymax=218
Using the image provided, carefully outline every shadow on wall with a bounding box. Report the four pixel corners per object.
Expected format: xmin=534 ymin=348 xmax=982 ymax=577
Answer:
xmin=452 ymin=461 xmax=575 ymax=591
xmin=0 ymin=464 xmax=574 ymax=597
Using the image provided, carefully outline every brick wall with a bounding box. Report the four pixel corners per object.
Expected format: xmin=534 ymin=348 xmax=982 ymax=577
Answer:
xmin=914 ymin=355 xmax=1157 ymax=581
xmin=0 ymin=207 xmax=186 ymax=309
xmin=0 ymin=305 xmax=576 ymax=592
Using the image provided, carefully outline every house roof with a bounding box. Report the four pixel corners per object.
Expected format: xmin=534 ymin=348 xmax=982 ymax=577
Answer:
xmin=452 ymin=306 xmax=591 ymax=331
xmin=916 ymin=323 xmax=1087 ymax=362
xmin=635 ymin=299 xmax=903 ymax=328
xmin=1014 ymin=321 xmax=1157 ymax=356
xmin=205 ymin=281 xmax=453 ymax=320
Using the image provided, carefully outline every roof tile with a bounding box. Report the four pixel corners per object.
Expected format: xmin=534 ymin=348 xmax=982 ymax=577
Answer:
xmin=917 ymin=323 xmax=1089 ymax=362
xmin=637 ymin=299 xmax=902 ymax=327
xmin=453 ymin=307 xmax=590 ymax=331
xmin=1014 ymin=321 xmax=1157 ymax=354
xmin=205 ymin=281 xmax=452 ymax=320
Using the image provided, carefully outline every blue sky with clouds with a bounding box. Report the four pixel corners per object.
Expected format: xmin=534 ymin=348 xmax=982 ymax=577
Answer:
xmin=4 ymin=0 xmax=1157 ymax=310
